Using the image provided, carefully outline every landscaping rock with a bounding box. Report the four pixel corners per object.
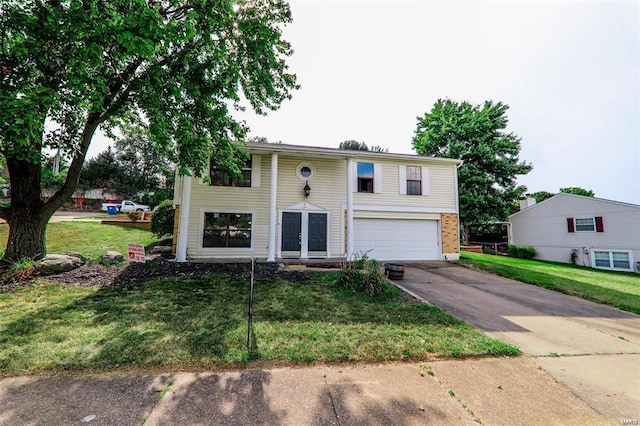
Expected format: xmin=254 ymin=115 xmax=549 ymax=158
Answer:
xmin=150 ymin=246 xmax=172 ymax=254
xmin=35 ymin=253 xmax=86 ymax=275
xmin=101 ymin=251 xmax=124 ymax=263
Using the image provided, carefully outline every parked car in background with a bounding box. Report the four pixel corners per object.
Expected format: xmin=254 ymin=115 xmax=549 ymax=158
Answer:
xmin=101 ymin=200 xmax=151 ymax=213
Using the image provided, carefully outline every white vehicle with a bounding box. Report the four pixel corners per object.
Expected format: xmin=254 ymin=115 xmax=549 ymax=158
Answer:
xmin=101 ymin=200 xmax=151 ymax=213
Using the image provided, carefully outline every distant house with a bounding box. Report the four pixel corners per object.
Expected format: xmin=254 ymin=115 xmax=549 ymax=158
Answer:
xmin=509 ymin=193 xmax=640 ymax=273
xmin=172 ymin=142 xmax=462 ymax=262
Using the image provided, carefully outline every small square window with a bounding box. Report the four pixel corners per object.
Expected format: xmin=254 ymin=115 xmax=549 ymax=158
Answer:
xmin=357 ymin=162 xmax=374 ymax=193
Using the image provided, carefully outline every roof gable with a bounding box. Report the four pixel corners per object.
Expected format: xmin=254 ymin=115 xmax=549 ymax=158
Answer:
xmin=509 ymin=193 xmax=640 ymax=219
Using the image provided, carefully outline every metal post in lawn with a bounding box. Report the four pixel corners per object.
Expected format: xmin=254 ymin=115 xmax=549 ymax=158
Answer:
xmin=247 ymin=257 xmax=255 ymax=349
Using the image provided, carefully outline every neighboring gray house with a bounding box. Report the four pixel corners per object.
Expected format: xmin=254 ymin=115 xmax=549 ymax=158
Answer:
xmin=509 ymin=193 xmax=640 ymax=273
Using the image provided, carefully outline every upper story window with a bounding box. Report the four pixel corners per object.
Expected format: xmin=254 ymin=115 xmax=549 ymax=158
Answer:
xmin=406 ymin=166 xmax=422 ymax=195
xmin=567 ymin=216 xmax=604 ymax=233
xmin=575 ymin=217 xmax=595 ymax=232
xmin=210 ymin=156 xmax=252 ymax=187
xmin=357 ymin=162 xmax=374 ymax=193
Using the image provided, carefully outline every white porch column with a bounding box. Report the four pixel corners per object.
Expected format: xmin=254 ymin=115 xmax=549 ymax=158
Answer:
xmin=176 ymin=175 xmax=192 ymax=262
xmin=346 ymin=158 xmax=354 ymax=259
xmin=267 ymin=153 xmax=278 ymax=261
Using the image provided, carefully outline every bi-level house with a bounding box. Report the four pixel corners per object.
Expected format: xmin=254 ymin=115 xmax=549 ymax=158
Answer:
xmin=172 ymin=142 xmax=462 ymax=262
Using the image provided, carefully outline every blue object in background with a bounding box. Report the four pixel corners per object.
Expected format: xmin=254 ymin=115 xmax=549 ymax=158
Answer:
xmin=107 ymin=205 xmax=117 ymax=215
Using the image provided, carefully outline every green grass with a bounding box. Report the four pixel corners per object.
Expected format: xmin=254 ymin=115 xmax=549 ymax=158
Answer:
xmin=460 ymin=252 xmax=640 ymax=314
xmin=0 ymin=275 xmax=519 ymax=375
xmin=0 ymin=222 xmax=160 ymax=259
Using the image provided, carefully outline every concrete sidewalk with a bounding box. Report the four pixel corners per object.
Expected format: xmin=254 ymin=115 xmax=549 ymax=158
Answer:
xmin=0 ymin=358 xmax=607 ymax=425
xmin=396 ymin=263 xmax=640 ymax=423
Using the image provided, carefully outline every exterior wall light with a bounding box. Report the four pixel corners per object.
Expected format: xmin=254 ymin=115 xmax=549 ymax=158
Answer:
xmin=304 ymin=180 xmax=311 ymax=198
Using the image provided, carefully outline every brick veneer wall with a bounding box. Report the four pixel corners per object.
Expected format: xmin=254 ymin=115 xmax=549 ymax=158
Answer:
xmin=441 ymin=213 xmax=459 ymax=255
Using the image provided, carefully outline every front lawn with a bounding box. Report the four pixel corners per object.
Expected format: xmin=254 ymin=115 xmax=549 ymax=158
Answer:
xmin=0 ymin=274 xmax=519 ymax=375
xmin=460 ymin=252 xmax=640 ymax=314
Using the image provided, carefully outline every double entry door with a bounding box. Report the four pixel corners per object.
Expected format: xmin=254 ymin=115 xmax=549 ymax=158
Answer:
xmin=281 ymin=212 xmax=327 ymax=258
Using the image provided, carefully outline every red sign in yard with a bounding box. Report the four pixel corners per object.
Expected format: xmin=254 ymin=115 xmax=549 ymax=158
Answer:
xmin=128 ymin=243 xmax=146 ymax=262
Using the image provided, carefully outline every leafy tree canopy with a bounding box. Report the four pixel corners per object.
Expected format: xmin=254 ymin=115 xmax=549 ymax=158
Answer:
xmin=529 ymin=190 xmax=556 ymax=203
xmin=529 ymin=187 xmax=595 ymax=203
xmin=0 ymin=0 xmax=298 ymax=261
xmin=560 ymin=187 xmax=594 ymax=197
xmin=338 ymin=140 xmax=388 ymax=152
xmin=413 ymin=99 xmax=532 ymax=231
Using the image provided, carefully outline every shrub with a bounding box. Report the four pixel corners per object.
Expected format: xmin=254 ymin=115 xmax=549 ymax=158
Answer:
xmin=507 ymin=245 xmax=537 ymax=259
xmin=334 ymin=251 xmax=387 ymax=298
xmin=150 ymin=200 xmax=175 ymax=237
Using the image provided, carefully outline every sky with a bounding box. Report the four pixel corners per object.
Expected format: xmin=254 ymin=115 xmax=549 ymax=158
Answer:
xmin=90 ymin=0 xmax=640 ymax=204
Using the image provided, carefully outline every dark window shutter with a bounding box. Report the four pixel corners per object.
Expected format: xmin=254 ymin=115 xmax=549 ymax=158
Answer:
xmin=567 ymin=218 xmax=575 ymax=233
xmin=595 ymin=216 xmax=604 ymax=232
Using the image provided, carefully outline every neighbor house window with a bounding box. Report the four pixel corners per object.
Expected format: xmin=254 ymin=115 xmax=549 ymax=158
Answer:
xmin=209 ymin=156 xmax=251 ymax=187
xmin=575 ymin=217 xmax=595 ymax=232
xmin=357 ymin=162 xmax=374 ymax=193
xmin=592 ymin=250 xmax=632 ymax=271
xmin=203 ymin=213 xmax=252 ymax=248
xmin=406 ymin=166 xmax=422 ymax=195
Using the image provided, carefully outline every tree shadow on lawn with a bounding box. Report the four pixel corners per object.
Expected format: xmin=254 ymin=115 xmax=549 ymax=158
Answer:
xmin=0 ymin=273 xmax=503 ymax=374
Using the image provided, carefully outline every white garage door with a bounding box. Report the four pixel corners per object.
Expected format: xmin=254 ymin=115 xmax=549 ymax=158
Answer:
xmin=353 ymin=218 xmax=439 ymax=261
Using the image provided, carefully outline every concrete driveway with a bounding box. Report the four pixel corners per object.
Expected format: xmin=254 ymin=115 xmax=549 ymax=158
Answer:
xmin=395 ymin=262 xmax=640 ymax=423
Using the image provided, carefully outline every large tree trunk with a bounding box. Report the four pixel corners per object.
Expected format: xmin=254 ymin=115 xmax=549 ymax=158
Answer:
xmin=2 ymin=158 xmax=54 ymax=262
xmin=0 ymin=116 xmax=101 ymax=263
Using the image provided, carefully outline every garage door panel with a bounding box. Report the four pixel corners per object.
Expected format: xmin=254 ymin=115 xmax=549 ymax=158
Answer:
xmin=353 ymin=218 xmax=439 ymax=261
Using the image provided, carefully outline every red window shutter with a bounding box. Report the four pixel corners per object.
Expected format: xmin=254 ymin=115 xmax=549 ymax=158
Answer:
xmin=595 ymin=216 xmax=604 ymax=232
xmin=567 ymin=218 xmax=575 ymax=233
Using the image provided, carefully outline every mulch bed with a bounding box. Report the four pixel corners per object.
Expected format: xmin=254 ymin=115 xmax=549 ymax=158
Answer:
xmin=1 ymin=257 xmax=316 ymax=292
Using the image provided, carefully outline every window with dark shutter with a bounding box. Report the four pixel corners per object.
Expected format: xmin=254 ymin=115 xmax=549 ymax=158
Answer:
xmin=567 ymin=217 xmax=575 ymax=233
xmin=595 ymin=216 xmax=604 ymax=232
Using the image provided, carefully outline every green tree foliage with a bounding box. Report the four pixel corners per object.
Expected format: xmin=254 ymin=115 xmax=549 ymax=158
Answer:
xmin=529 ymin=187 xmax=594 ymax=204
xmin=338 ymin=140 xmax=388 ymax=152
xmin=560 ymin=187 xmax=595 ymax=197
xmin=413 ymin=99 xmax=532 ymax=235
xmin=0 ymin=0 xmax=297 ymax=261
xmin=529 ymin=191 xmax=556 ymax=203
xmin=40 ymin=154 xmax=67 ymax=191
xmin=150 ymin=199 xmax=175 ymax=237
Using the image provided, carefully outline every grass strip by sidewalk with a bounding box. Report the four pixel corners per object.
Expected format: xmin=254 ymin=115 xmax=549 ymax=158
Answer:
xmin=460 ymin=252 xmax=640 ymax=314
xmin=0 ymin=222 xmax=161 ymax=260
xmin=0 ymin=275 xmax=519 ymax=375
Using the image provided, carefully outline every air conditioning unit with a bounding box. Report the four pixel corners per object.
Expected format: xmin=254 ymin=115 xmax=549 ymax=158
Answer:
xmin=635 ymin=261 xmax=640 ymax=272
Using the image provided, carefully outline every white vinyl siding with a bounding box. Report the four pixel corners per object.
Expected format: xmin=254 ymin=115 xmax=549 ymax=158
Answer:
xmin=276 ymin=157 xmax=346 ymax=257
xmin=510 ymin=194 xmax=640 ymax=270
xmin=354 ymin=160 xmax=454 ymax=209
xmin=185 ymin=156 xmax=271 ymax=259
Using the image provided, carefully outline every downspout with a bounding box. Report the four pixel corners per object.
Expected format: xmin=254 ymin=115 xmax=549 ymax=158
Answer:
xmin=267 ymin=153 xmax=278 ymax=262
xmin=175 ymin=175 xmax=192 ymax=262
